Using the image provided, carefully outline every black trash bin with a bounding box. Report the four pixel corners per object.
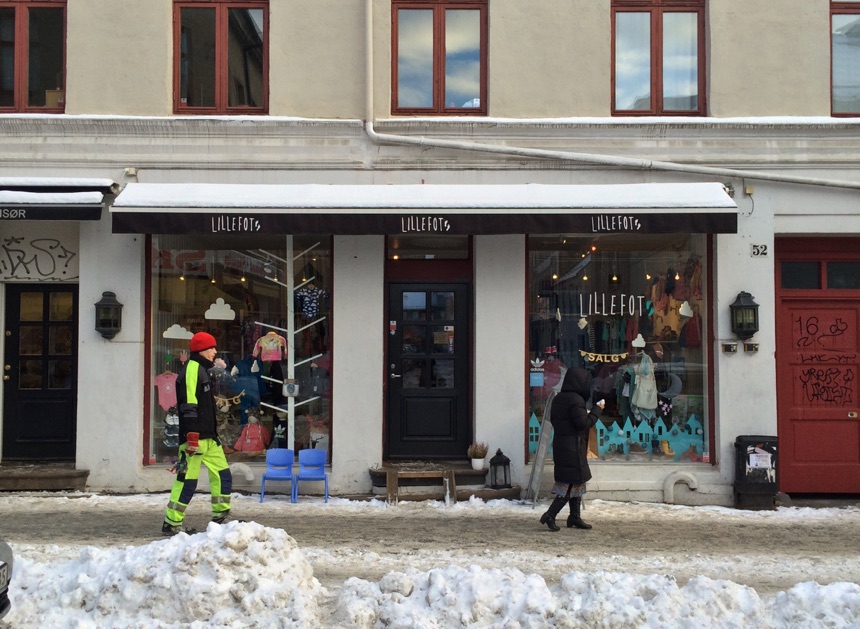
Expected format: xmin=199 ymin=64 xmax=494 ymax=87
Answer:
xmin=733 ymin=435 xmax=778 ymax=510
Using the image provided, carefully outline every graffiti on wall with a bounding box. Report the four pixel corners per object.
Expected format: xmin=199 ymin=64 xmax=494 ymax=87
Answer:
xmin=793 ymin=315 xmax=850 ymax=349
xmin=0 ymin=235 xmax=79 ymax=281
xmin=798 ymin=366 xmax=855 ymax=406
xmin=793 ymin=313 xmax=856 ymax=406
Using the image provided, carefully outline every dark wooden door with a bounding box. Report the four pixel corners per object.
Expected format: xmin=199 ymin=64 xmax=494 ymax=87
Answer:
xmin=387 ymin=283 xmax=470 ymax=459
xmin=3 ymin=284 xmax=78 ymax=459
xmin=776 ymin=238 xmax=860 ymax=493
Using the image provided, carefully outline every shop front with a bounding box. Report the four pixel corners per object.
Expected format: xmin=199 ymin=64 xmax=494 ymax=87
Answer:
xmin=0 ymin=178 xmax=114 ymax=468
xmin=111 ymin=180 xmax=737 ymax=498
xmin=528 ymin=233 xmax=711 ymax=467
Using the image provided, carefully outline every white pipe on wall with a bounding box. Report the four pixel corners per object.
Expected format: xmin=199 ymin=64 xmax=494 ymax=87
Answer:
xmin=363 ymin=0 xmax=860 ymax=192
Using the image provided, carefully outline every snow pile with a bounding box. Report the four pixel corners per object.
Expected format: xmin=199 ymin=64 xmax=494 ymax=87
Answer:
xmin=9 ymin=521 xmax=323 ymax=628
xmin=335 ymin=566 xmax=860 ymax=628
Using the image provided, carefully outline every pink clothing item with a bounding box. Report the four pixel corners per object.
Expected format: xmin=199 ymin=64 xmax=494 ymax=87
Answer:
xmin=154 ymin=372 xmax=178 ymax=411
xmin=233 ymin=422 xmax=271 ymax=452
xmin=253 ymin=332 xmax=287 ymax=362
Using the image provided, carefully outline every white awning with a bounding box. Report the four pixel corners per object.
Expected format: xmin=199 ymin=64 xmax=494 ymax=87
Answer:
xmin=0 ymin=178 xmax=116 ymax=221
xmin=110 ymin=182 xmax=737 ymax=235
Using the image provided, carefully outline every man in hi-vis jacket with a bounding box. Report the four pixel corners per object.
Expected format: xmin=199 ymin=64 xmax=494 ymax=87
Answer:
xmin=162 ymin=332 xmax=235 ymax=535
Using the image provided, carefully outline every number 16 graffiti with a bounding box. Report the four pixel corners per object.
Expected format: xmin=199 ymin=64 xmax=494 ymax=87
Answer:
xmin=794 ymin=315 xmax=849 ymax=349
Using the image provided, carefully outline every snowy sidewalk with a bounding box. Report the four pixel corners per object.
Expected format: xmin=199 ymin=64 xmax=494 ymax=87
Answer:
xmin=1 ymin=493 xmax=858 ymax=628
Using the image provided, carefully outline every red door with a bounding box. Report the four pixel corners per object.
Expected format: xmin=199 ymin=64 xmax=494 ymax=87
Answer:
xmin=776 ymin=239 xmax=860 ymax=493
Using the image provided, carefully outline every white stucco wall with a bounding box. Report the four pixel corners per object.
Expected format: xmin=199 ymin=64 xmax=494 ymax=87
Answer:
xmin=712 ymin=190 xmax=777 ymax=487
xmin=329 ymin=235 xmax=385 ymax=493
xmin=76 ymin=211 xmax=150 ymax=489
xmin=473 ymin=235 xmax=527 ymax=483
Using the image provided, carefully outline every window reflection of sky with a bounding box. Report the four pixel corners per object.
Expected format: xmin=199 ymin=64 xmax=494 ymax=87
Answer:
xmin=833 ymin=15 xmax=860 ymax=112
xmin=398 ymin=10 xmax=434 ymax=107
xmin=662 ymin=13 xmax=697 ymax=109
xmin=615 ymin=13 xmax=651 ymax=111
xmin=445 ymin=10 xmax=480 ymax=107
xmin=398 ymin=8 xmax=480 ymax=109
xmin=615 ymin=11 xmax=698 ymax=111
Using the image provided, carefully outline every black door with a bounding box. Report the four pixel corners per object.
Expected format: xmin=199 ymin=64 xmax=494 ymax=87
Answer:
xmin=387 ymin=283 xmax=470 ymax=459
xmin=3 ymin=284 xmax=78 ymax=459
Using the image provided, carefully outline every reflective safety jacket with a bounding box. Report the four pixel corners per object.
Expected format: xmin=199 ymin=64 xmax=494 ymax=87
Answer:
xmin=176 ymin=353 xmax=218 ymax=444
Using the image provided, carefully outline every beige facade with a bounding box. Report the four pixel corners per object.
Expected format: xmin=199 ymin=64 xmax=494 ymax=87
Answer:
xmin=2 ymin=1 xmax=860 ymax=503
xmin=57 ymin=0 xmax=839 ymax=118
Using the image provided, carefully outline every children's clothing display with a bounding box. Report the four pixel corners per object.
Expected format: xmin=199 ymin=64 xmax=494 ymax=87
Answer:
xmin=154 ymin=371 xmax=178 ymax=411
xmin=233 ymin=416 xmax=271 ymax=452
xmin=295 ymin=285 xmax=328 ymax=319
xmin=253 ymin=331 xmax=288 ymax=362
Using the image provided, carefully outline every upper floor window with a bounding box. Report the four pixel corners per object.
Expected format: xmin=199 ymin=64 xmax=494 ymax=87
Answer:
xmin=0 ymin=1 xmax=65 ymax=112
xmin=392 ymin=0 xmax=487 ymax=115
xmin=832 ymin=1 xmax=860 ymax=115
xmin=173 ymin=1 xmax=268 ymax=114
xmin=612 ymin=0 xmax=705 ymax=116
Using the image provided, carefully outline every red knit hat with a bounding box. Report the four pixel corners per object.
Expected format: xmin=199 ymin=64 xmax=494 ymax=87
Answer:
xmin=190 ymin=332 xmax=217 ymax=352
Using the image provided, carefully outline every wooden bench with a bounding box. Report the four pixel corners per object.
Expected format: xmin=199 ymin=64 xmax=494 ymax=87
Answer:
xmin=385 ymin=468 xmax=457 ymax=504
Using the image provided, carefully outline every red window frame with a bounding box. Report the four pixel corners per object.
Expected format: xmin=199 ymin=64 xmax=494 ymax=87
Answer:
xmin=611 ymin=0 xmax=706 ymax=116
xmin=831 ymin=1 xmax=860 ymax=117
xmin=391 ymin=0 xmax=488 ymax=116
xmin=0 ymin=0 xmax=66 ymax=113
xmin=172 ymin=0 xmax=269 ymax=115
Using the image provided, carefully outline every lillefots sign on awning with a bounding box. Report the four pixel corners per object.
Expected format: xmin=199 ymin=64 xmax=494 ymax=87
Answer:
xmin=110 ymin=182 xmax=738 ymax=235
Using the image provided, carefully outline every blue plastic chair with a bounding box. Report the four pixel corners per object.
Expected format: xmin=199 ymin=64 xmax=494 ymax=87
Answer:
xmin=260 ymin=448 xmax=294 ymax=503
xmin=291 ymin=448 xmax=329 ymax=503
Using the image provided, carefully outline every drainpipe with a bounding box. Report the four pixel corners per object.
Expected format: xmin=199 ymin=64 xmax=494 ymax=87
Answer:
xmin=663 ymin=471 xmax=699 ymax=504
xmin=364 ymin=0 xmax=860 ymax=191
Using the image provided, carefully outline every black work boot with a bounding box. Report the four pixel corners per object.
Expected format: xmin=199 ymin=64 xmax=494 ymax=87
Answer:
xmin=567 ymin=497 xmax=592 ymax=529
xmin=539 ymin=497 xmax=568 ymax=532
xmin=211 ymin=511 xmax=244 ymax=525
xmin=162 ymin=521 xmax=198 ymax=536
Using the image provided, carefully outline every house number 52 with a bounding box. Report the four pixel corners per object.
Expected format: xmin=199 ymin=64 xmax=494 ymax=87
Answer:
xmin=751 ymin=244 xmax=768 ymax=257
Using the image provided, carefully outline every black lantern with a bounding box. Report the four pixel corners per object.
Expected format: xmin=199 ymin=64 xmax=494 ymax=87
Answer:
xmin=94 ymin=291 xmax=123 ymax=339
xmin=729 ymin=291 xmax=759 ymax=340
xmin=489 ymin=448 xmax=511 ymax=489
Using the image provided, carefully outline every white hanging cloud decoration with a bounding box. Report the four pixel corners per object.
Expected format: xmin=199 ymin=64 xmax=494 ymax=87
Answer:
xmin=163 ymin=324 xmax=193 ymax=340
xmin=205 ymin=297 xmax=236 ymax=320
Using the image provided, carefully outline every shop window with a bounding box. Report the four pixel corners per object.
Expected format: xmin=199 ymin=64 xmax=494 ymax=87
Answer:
xmin=392 ymin=0 xmax=487 ymax=115
xmin=148 ymin=234 xmax=331 ymax=467
xmin=527 ymin=234 xmax=710 ymax=464
xmin=174 ymin=1 xmax=268 ymax=114
xmin=833 ymin=2 xmax=860 ymax=115
xmin=0 ymin=2 xmax=65 ymax=112
xmin=612 ymin=0 xmax=705 ymax=116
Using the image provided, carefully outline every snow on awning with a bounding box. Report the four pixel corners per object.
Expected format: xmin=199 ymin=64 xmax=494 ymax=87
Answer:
xmin=110 ymin=182 xmax=738 ymax=235
xmin=0 ymin=178 xmax=117 ymax=221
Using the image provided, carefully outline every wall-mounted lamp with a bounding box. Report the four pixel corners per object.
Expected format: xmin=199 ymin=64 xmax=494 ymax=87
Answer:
xmin=730 ymin=291 xmax=760 ymax=340
xmin=94 ymin=291 xmax=123 ymax=339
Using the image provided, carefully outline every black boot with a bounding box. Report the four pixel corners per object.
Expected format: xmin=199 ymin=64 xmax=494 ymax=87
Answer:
xmin=539 ymin=497 xmax=567 ymax=532
xmin=567 ymin=497 xmax=592 ymax=529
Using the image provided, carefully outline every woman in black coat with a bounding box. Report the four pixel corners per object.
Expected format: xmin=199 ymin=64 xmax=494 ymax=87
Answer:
xmin=540 ymin=366 xmax=603 ymax=531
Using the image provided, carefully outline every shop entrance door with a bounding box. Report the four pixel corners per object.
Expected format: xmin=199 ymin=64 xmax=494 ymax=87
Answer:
xmin=387 ymin=283 xmax=470 ymax=459
xmin=776 ymin=238 xmax=860 ymax=493
xmin=2 ymin=284 xmax=78 ymax=460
